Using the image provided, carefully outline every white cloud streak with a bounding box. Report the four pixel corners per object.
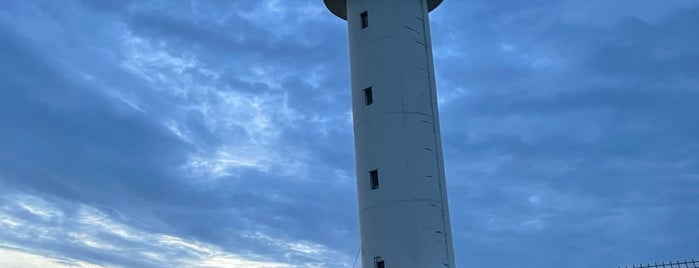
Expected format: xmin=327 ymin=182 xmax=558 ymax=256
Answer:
xmin=0 ymin=193 xmax=344 ymax=267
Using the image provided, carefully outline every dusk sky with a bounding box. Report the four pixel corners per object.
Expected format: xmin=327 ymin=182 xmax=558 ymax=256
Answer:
xmin=1 ymin=0 xmax=698 ymax=267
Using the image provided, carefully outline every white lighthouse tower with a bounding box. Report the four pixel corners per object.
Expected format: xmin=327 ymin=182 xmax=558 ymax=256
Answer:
xmin=324 ymin=0 xmax=456 ymax=267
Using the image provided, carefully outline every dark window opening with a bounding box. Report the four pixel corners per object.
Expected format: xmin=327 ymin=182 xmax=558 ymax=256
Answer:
xmin=361 ymin=11 xmax=369 ymax=28
xmin=364 ymin=87 xmax=373 ymax=105
xmin=369 ymin=169 xmax=379 ymax=190
xmin=374 ymin=257 xmax=385 ymax=268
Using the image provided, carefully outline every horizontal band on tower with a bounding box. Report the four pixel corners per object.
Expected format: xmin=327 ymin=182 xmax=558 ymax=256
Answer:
xmin=323 ymin=0 xmax=444 ymax=20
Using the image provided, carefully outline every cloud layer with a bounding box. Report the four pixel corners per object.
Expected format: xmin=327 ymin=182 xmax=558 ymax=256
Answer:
xmin=0 ymin=0 xmax=697 ymax=267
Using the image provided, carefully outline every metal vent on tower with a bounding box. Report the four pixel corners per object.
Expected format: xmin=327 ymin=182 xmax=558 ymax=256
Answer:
xmin=360 ymin=11 xmax=369 ymax=28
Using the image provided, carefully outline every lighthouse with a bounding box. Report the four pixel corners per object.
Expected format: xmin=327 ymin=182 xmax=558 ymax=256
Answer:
xmin=324 ymin=0 xmax=455 ymax=267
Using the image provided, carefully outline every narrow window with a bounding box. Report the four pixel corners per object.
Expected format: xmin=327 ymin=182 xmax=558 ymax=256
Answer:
xmin=361 ymin=11 xmax=369 ymax=29
xmin=369 ymin=169 xmax=379 ymax=190
xmin=374 ymin=257 xmax=385 ymax=268
xmin=364 ymin=87 xmax=373 ymax=105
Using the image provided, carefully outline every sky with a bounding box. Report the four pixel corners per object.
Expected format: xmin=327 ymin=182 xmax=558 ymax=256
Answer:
xmin=0 ymin=0 xmax=698 ymax=267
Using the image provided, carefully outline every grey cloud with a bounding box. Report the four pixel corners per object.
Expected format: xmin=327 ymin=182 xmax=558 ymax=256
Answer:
xmin=434 ymin=3 xmax=699 ymax=267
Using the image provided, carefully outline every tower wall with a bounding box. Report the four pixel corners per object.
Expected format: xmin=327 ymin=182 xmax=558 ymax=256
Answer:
xmin=342 ymin=0 xmax=456 ymax=267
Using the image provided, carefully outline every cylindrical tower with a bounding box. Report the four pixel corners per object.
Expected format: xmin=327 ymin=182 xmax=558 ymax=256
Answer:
xmin=324 ymin=0 xmax=455 ymax=267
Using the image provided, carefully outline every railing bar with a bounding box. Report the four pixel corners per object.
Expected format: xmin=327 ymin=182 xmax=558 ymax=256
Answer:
xmin=622 ymin=259 xmax=698 ymax=268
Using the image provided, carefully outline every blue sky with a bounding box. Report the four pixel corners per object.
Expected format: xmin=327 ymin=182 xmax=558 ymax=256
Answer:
xmin=1 ymin=0 xmax=698 ymax=267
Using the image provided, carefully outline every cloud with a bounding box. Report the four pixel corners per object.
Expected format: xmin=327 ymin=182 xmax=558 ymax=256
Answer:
xmin=432 ymin=2 xmax=699 ymax=267
xmin=0 ymin=0 xmax=356 ymax=266
xmin=0 ymin=0 xmax=698 ymax=267
xmin=0 ymin=193 xmax=325 ymax=267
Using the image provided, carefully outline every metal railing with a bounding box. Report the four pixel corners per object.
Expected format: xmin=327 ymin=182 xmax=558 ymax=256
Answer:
xmin=619 ymin=259 xmax=698 ymax=268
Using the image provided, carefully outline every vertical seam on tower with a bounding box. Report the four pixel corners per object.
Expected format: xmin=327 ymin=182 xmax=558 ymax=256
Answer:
xmin=419 ymin=0 xmax=452 ymax=265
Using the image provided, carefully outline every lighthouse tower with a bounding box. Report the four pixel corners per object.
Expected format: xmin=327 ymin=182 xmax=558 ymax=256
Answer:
xmin=324 ymin=0 xmax=456 ymax=267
